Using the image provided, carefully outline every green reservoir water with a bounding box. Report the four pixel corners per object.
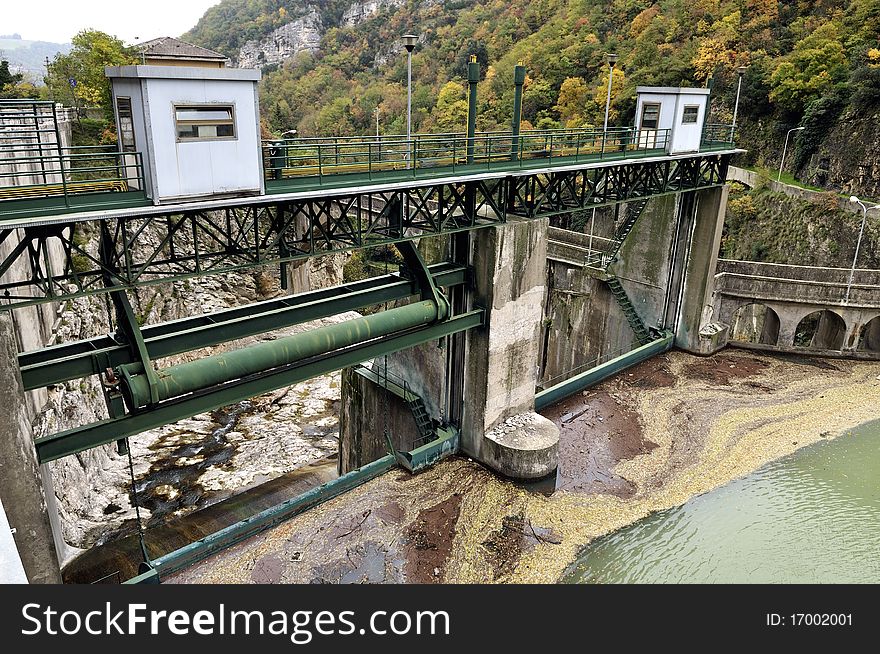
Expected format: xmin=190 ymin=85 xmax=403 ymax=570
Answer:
xmin=565 ymin=420 xmax=880 ymax=583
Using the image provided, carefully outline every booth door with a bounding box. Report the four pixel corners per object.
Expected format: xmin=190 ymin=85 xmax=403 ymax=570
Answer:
xmin=638 ymin=103 xmax=660 ymax=149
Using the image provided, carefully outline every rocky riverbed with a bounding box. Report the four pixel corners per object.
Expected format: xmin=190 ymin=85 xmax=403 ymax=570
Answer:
xmin=167 ymin=348 xmax=880 ymax=584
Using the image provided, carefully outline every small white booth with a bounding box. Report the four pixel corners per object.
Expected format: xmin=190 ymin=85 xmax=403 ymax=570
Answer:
xmin=105 ymin=65 xmax=263 ymax=203
xmin=634 ymin=87 xmax=710 ymax=154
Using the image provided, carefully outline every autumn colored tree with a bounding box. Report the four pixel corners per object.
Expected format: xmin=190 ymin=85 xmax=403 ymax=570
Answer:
xmin=433 ymin=81 xmax=469 ymax=132
xmin=769 ymin=23 xmax=848 ymax=112
xmin=555 ymin=77 xmax=591 ymax=127
xmin=45 ymin=30 xmax=137 ymax=118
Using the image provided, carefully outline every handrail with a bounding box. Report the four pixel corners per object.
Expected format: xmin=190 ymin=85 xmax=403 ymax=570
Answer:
xmin=263 ymin=127 xmax=674 ymax=184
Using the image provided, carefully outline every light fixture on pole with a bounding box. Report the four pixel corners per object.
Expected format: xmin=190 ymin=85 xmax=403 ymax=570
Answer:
xmin=778 ymin=126 xmax=805 ymax=182
xmin=603 ymin=53 xmax=619 ymax=133
xmin=402 ymin=34 xmax=419 ymax=168
xmin=845 ymin=196 xmax=878 ymax=304
xmin=601 ymin=53 xmax=619 ymax=155
xmin=731 ymin=65 xmax=747 ymax=142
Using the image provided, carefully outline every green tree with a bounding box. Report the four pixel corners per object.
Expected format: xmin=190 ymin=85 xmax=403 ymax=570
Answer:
xmin=46 ymin=30 xmax=136 ymax=118
xmin=555 ymin=77 xmax=590 ymax=127
xmin=769 ymin=23 xmax=848 ymax=112
xmin=433 ymin=81 xmax=469 ymax=132
xmin=0 ymin=60 xmax=24 ymax=96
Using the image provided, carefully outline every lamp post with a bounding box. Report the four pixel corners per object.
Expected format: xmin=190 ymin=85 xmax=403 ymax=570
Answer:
xmin=777 ymin=126 xmax=804 ymax=182
xmin=603 ymin=53 xmax=619 ymax=133
xmin=402 ymin=34 xmax=419 ymax=169
xmin=601 ymin=53 xmax=618 ymax=155
xmin=731 ymin=65 xmax=747 ymax=142
xmin=845 ymin=196 xmax=878 ymax=304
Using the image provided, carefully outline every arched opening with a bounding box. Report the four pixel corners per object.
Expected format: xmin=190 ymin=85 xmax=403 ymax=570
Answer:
xmin=794 ymin=310 xmax=847 ymax=350
xmin=858 ymin=316 xmax=880 ymax=352
xmin=730 ymin=303 xmax=780 ymax=345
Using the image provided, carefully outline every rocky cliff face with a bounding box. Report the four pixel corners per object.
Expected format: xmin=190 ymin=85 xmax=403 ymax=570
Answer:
xmin=798 ymin=106 xmax=880 ymax=201
xmin=342 ymin=0 xmax=407 ymax=27
xmin=236 ymin=8 xmax=323 ymax=69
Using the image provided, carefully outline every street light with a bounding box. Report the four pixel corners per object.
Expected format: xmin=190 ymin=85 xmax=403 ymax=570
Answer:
xmin=601 ymin=53 xmax=619 ymax=156
xmin=402 ymin=34 xmax=419 ymax=168
xmin=603 ymin=53 xmax=619 ymax=133
xmin=731 ymin=65 xmax=747 ymax=142
xmin=845 ymin=196 xmax=878 ymax=304
xmin=777 ymin=126 xmax=805 ymax=182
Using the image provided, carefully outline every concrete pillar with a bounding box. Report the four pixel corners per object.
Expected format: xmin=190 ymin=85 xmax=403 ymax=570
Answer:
xmin=460 ymin=217 xmax=558 ymax=479
xmin=338 ymin=366 xmax=422 ymax=474
xmin=675 ymin=185 xmax=729 ymax=352
xmin=0 ymin=313 xmax=62 ymax=583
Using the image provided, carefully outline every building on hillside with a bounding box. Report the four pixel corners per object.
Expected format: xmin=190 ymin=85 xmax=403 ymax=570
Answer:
xmin=634 ymin=87 xmax=711 ymax=155
xmin=135 ymin=37 xmax=229 ymax=68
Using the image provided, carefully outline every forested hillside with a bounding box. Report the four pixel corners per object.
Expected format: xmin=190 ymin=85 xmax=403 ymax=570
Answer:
xmin=184 ymin=0 xmax=879 ymax=178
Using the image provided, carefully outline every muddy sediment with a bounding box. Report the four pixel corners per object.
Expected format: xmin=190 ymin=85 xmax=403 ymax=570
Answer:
xmin=166 ymin=348 xmax=880 ymax=584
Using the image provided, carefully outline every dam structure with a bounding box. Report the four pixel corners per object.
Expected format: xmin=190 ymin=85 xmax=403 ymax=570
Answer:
xmin=0 ymin=60 xmax=739 ymax=583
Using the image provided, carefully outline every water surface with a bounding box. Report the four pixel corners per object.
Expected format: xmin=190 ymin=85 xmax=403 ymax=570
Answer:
xmin=565 ymin=421 xmax=880 ymax=583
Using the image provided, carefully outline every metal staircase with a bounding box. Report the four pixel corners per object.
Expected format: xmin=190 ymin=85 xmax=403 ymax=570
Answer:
xmin=405 ymin=395 xmax=436 ymax=449
xmin=606 ymin=276 xmax=653 ymax=345
xmin=353 ymin=364 xmax=436 ymax=449
xmin=585 ymin=198 xmax=650 ymax=269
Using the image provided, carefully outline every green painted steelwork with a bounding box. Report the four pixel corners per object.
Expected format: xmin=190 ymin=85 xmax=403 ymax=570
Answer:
xmin=1 ymin=152 xmax=732 ymax=311
xmin=511 ymin=64 xmax=526 ymax=161
xmin=467 ymin=57 xmax=480 ymax=164
xmin=34 ymin=309 xmax=484 ymax=463
xmin=18 ymin=262 xmax=467 ymax=391
xmin=125 ymin=454 xmax=399 ymax=583
xmin=534 ymin=332 xmax=674 ymax=411
xmin=396 ymin=425 xmax=459 ymax=473
xmin=120 ymin=300 xmax=441 ymax=409
xmin=262 ymin=128 xmax=674 ymax=195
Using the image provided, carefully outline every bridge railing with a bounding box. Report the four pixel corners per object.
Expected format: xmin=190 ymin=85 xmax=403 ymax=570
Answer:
xmin=0 ymin=144 xmax=147 ymax=206
xmin=701 ymin=123 xmax=737 ymax=150
xmin=263 ymin=127 xmax=672 ymax=185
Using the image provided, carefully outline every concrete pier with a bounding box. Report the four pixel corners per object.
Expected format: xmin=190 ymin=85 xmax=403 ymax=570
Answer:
xmin=460 ymin=217 xmax=558 ymax=478
xmin=674 ymin=186 xmax=730 ymax=354
xmin=0 ymin=313 xmax=62 ymax=583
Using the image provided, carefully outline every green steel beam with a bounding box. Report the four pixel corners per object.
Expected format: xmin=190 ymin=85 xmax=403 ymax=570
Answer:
xmin=511 ymin=63 xmax=526 ymax=161
xmin=534 ymin=332 xmax=674 ymax=411
xmin=466 ymin=56 xmax=480 ymax=164
xmin=396 ymin=425 xmax=459 ymax=473
xmin=18 ymin=262 xmax=468 ymax=391
xmin=34 ymin=309 xmax=484 ymax=463
xmin=121 ymin=300 xmax=441 ymax=409
xmin=126 ymin=454 xmax=399 ymax=583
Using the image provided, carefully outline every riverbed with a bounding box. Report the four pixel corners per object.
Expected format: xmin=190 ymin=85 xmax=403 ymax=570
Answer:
xmin=159 ymin=348 xmax=880 ymax=583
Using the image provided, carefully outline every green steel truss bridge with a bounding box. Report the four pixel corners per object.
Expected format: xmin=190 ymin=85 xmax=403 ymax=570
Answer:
xmin=1 ymin=93 xmax=736 ymax=581
xmin=1 ymin=97 xmax=735 ymax=457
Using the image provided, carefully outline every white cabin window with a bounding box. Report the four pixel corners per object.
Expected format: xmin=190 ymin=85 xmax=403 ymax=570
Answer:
xmin=682 ymin=105 xmax=699 ymax=124
xmin=175 ymin=105 xmax=236 ymax=141
xmin=640 ymin=103 xmax=660 ymax=130
xmin=117 ymin=97 xmax=136 ymax=152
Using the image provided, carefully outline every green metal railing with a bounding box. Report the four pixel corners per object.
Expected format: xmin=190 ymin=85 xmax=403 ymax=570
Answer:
xmin=263 ymin=126 xmax=673 ymax=186
xmin=0 ymin=145 xmax=146 ymax=204
xmin=1 ymin=98 xmax=147 ymax=213
xmin=701 ymin=123 xmax=737 ymax=150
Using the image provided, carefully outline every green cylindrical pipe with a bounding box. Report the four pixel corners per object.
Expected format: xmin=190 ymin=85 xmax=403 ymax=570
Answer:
xmin=511 ymin=62 xmax=525 ymax=161
xmin=122 ymin=300 xmax=439 ymax=408
xmin=467 ymin=55 xmax=479 ymax=164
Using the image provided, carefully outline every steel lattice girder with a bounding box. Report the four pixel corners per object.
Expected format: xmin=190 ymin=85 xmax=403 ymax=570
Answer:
xmin=34 ymin=309 xmax=485 ymax=463
xmin=17 ymin=261 xmax=468 ymax=391
xmin=507 ymin=153 xmax=729 ymax=219
xmin=0 ymin=154 xmax=730 ymax=310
